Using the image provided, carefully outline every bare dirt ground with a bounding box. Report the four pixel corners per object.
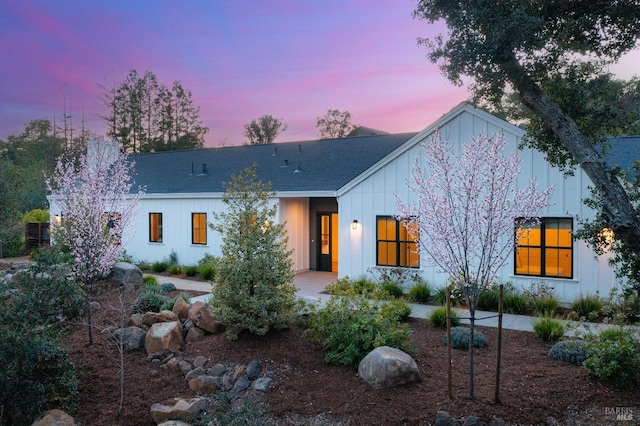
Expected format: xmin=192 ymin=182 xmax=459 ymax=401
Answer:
xmin=64 ymin=284 xmax=639 ymax=426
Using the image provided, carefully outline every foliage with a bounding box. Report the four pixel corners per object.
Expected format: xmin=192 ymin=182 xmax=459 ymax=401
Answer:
xmin=383 ymin=300 xmax=413 ymax=323
xmin=477 ymin=286 xmax=500 ymax=311
xmin=530 ymin=296 xmax=560 ymax=317
xmin=197 ymin=254 xmax=220 ymax=281
xmin=161 ymin=292 xmax=191 ymax=311
xmin=502 ymin=291 xmax=529 ymax=315
xmin=142 ymin=275 xmax=158 ymax=285
xmin=381 ymin=281 xmax=404 ymax=299
xmin=570 ymin=295 xmax=603 ymax=321
xmin=599 ymin=286 xmax=640 ymax=324
xmin=0 ymin=329 xmax=78 ymax=426
xmin=131 ymin=285 xmax=170 ymax=314
xmin=548 ymin=339 xmax=590 ymax=366
xmin=137 ymin=261 xmax=151 ymax=271
xmin=325 ymin=276 xmax=378 ymax=296
xmin=442 ymin=326 xmax=487 ymax=349
xmin=432 ymin=286 xmax=462 ymax=306
xmin=99 ymin=69 xmax=208 ymax=153
xmin=209 ymin=165 xmax=297 ymax=339
xmin=429 ymin=306 xmax=461 ymax=329
xmin=30 ymin=244 xmax=74 ymax=268
xmin=306 ymin=294 xmax=410 ymax=367
xmin=184 ymin=265 xmax=198 ymax=277
xmin=407 ymin=282 xmax=432 ymax=303
xmin=22 ymin=208 xmax=50 ymax=223
xmin=368 ymin=266 xmax=422 ymax=285
xmin=243 ymin=115 xmax=287 ymax=145
xmin=151 ymin=261 xmax=169 ymax=273
xmin=583 ymin=327 xmax=640 ymax=389
xmin=168 ymin=265 xmax=181 ymax=275
xmin=316 ymin=109 xmax=356 ymax=139
xmin=192 ymin=391 xmax=276 ymax=426
xmin=533 ymin=316 xmax=565 ymax=342
xmin=168 ymin=249 xmax=178 ymax=266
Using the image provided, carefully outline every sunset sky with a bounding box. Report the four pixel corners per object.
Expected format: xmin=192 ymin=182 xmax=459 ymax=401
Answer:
xmin=1 ymin=1 xmax=638 ymax=147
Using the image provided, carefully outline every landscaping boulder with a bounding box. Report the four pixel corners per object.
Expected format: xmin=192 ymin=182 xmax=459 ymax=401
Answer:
xmin=358 ymin=346 xmax=421 ymax=390
xmin=109 ymin=262 xmax=143 ymax=287
xmin=189 ymin=301 xmax=223 ymax=334
xmin=189 ymin=375 xmax=222 ymax=394
xmin=31 ymin=409 xmax=76 ymax=426
xmin=150 ymin=397 xmax=208 ymax=424
xmin=172 ymin=297 xmax=190 ymax=322
xmin=110 ymin=326 xmax=147 ymax=351
xmin=145 ymin=321 xmax=183 ymax=355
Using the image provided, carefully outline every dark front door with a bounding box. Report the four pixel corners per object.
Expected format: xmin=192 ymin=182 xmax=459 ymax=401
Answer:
xmin=317 ymin=213 xmax=338 ymax=272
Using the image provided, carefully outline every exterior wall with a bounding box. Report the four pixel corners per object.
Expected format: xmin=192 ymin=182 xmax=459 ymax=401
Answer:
xmin=337 ymin=106 xmax=621 ymax=302
xmin=278 ymin=197 xmax=310 ymax=272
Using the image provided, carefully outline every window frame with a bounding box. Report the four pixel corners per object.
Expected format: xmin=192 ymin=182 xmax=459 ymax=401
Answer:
xmin=191 ymin=212 xmax=207 ymax=245
xmin=149 ymin=212 xmax=163 ymax=243
xmin=514 ymin=217 xmax=573 ymax=279
xmin=375 ymin=215 xmax=420 ymax=268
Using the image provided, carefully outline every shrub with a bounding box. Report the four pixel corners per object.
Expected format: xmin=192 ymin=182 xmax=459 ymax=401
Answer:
xmin=407 ymin=282 xmax=432 ymax=303
xmin=570 ymin=295 xmax=603 ymax=321
xmin=185 ymin=265 xmax=199 ymax=276
xmin=442 ymin=326 xmax=487 ymax=349
xmin=325 ymin=276 xmax=377 ymax=296
xmin=198 ymin=264 xmax=216 ymax=280
xmin=502 ymin=291 xmax=529 ymax=314
xmin=0 ymin=330 xmax=78 ymax=426
xmin=142 ymin=275 xmax=158 ymax=286
xmin=432 ymin=286 xmax=462 ymax=306
xmin=533 ymin=316 xmax=565 ymax=342
xmin=137 ymin=261 xmax=152 ymax=271
xmin=306 ymin=294 xmax=410 ymax=367
xmin=477 ymin=287 xmax=500 ymax=311
xmin=161 ymin=292 xmax=192 ymax=311
xmin=197 ymin=254 xmax=220 ymax=280
xmin=383 ymin=300 xmax=412 ymax=322
xmin=168 ymin=249 xmax=178 ymax=266
xmin=429 ymin=306 xmax=461 ymax=329
xmin=380 ymin=281 xmax=404 ymax=299
xmin=583 ymin=328 xmax=640 ymax=389
xmin=151 ymin=261 xmax=169 ymax=273
xmin=168 ymin=265 xmax=181 ymax=275
xmin=22 ymin=208 xmax=50 ymax=223
xmin=548 ymin=339 xmax=590 ymax=366
xmin=131 ymin=285 xmax=171 ymax=313
xmin=530 ymin=296 xmax=560 ymax=316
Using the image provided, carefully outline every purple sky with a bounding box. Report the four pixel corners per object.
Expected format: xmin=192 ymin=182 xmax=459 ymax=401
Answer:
xmin=1 ymin=1 xmax=638 ymax=147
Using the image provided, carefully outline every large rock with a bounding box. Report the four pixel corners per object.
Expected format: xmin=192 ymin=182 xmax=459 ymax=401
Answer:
xmin=110 ymin=326 xmax=147 ymax=351
xmin=31 ymin=409 xmax=76 ymax=425
xmin=150 ymin=397 xmax=208 ymax=424
xmin=145 ymin=321 xmax=184 ymax=355
xmin=189 ymin=301 xmax=223 ymax=334
xmin=109 ymin=262 xmax=143 ymax=287
xmin=173 ymin=297 xmax=190 ymax=322
xmin=358 ymin=346 xmax=421 ymax=390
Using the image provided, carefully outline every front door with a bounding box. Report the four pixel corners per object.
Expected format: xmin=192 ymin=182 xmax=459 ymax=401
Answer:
xmin=318 ymin=213 xmax=338 ymax=272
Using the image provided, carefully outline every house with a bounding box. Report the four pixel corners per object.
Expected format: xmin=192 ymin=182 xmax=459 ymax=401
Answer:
xmin=52 ymin=103 xmax=629 ymax=302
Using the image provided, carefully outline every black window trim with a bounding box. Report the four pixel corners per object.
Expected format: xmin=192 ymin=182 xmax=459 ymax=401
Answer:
xmin=514 ymin=217 xmax=573 ymax=279
xmin=191 ymin=212 xmax=207 ymax=245
xmin=149 ymin=212 xmax=163 ymax=243
xmin=375 ymin=215 xmax=420 ymax=269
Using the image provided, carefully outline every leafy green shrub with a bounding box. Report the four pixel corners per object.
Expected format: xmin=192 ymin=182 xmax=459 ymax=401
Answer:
xmin=22 ymin=208 xmax=50 ymax=223
xmin=0 ymin=330 xmax=78 ymax=426
xmin=131 ymin=285 xmax=171 ymax=313
xmin=533 ymin=316 xmax=565 ymax=342
xmin=502 ymin=291 xmax=529 ymax=314
xmin=383 ymin=300 xmax=412 ymax=322
xmin=161 ymin=292 xmax=192 ymax=311
xmin=137 ymin=261 xmax=152 ymax=271
xmin=152 ymin=261 xmax=169 ymax=273
xmin=168 ymin=249 xmax=178 ymax=266
xmin=192 ymin=391 xmax=276 ymax=426
xmin=142 ymin=275 xmax=158 ymax=285
xmin=198 ymin=264 xmax=215 ymax=280
xmin=570 ymin=295 xmax=603 ymax=321
xmin=185 ymin=265 xmax=199 ymax=276
xmin=477 ymin=287 xmax=500 ymax=311
xmin=432 ymin=286 xmax=462 ymax=306
xmin=583 ymin=328 xmax=640 ymax=389
xmin=306 ymin=294 xmax=410 ymax=367
xmin=599 ymin=287 xmax=640 ymax=324
xmin=530 ymin=296 xmax=560 ymax=316
xmin=407 ymin=282 xmax=432 ymax=303
xmin=442 ymin=326 xmax=487 ymax=349
xmin=548 ymin=339 xmax=590 ymax=366
xmin=197 ymin=254 xmax=220 ymax=280
xmin=168 ymin=265 xmax=181 ymax=275
xmin=381 ymin=281 xmax=404 ymax=299
xmin=428 ymin=306 xmax=461 ymax=329
xmin=31 ymin=244 xmax=74 ymax=268
xmin=325 ymin=276 xmax=377 ymax=296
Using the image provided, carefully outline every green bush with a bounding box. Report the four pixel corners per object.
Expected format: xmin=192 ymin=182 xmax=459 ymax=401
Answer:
xmin=548 ymin=339 xmax=590 ymax=366
xmin=137 ymin=261 xmax=152 ymax=271
xmin=502 ymin=291 xmax=529 ymax=314
xmin=530 ymin=296 xmax=560 ymax=316
xmin=583 ymin=328 xmax=640 ymax=389
xmin=161 ymin=292 xmax=192 ymax=311
xmin=380 ymin=281 xmax=404 ymax=299
xmin=168 ymin=249 xmax=178 ymax=266
xmin=184 ymin=265 xmax=199 ymax=276
xmin=192 ymin=391 xmax=276 ymax=426
xmin=533 ymin=316 xmax=565 ymax=342
xmin=428 ymin=306 xmax=461 ymax=329
xmin=168 ymin=265 xmax=181 ymax=275
xmin=152 ymin=261 xmax=169 ymax=273
xmin=22 ymin=208 xmax=50 ymax=223
xmin=0 ymin=329 xmax=78 ymax=426
xmin=383 ymin=300 xmax=412 ymax=322
xmin=570 ymin=295 xmax=603 ymax=321
xmin=407 ymin=282 xmax=432 ymax=303
xmin=325 ymin=276 xmax=378 ymax=296
xmin=477 ymin=287 xmax=500 ymax=311
xmin=30 ymin=244 xmax=74 ymax=268
xmin=306 ymin=294 xmax=410 ymax=367
xmin=131 ymin=285 xmax=171 ymax=314
xmin=197 ymin=254 xmax=220 ymax=280
xmin=432 ymin=286 xmax=462 ymax=306
xmin=442 ymin=326 xmax=487 ymax=349
xmin=142 ymin=275 xmax=158 ymax=286
xmin=198 ymin=264 xmax=216 ymax=280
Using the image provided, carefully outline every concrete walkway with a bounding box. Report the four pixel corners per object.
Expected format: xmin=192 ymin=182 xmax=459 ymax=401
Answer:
xmin=148 ymin=271 xmax=550 ymax=333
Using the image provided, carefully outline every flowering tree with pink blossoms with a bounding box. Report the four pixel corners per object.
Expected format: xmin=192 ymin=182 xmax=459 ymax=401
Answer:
xmin=46 ymin=139 xmax=145 ymax=344
xmin=396 ymin=131 xmax=553 ymax=399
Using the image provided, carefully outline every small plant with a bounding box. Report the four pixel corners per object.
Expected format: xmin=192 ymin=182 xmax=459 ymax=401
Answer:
xmin=570 ymin=295 xmax=602 ymax=321
xmin=383 ymin=300 xmax=412 ymax=322
xmin=380 ymin=281 xmax=404 ymax=299
xmin=548 ymin=339 xmax=590 ymax=366
xmin=325 ymin=276 xmax=377 ymax=296
xmin=442 ymin=326 xmax=487 ymax=348
xmin=161 ymin=292 xmax=192 ymax=311
xmin=168 ymin=249 xmax=178 ymax=266
xmin=432 ymin=286 xmax=462 ymax=306
xmin=502 ymin=291 xmax=529 ymax=314
xmin=533 ymin=316 xmax=565 ymax=342
xmin=117 ymin=250 xmax=133 ymax=263
xmin=583 ymin=327 xmax=640 ymax=389
xmin=137 ymin=261 xmax=152 ymax=271
xmin=477 ymin=286 xmax=500 ymax=311
xmin=185 ymin=265 xmax=199 ymax=276
xmin=168 ymin=264 xmax=181 ymax=275
xmin=142 ymin=275 xmax=158 ymax=286
xmin=428 ymin=306 xmax=461 ymax=329
xmin=131 ymin=285 xmax=171 ymax=314
xmin=530 ymin=296 xmax=560 ymax=316
xmin=407 ymin=282 xmax=432 ymax=303
xmin=151 ymin=261 xmax=169 ymax=273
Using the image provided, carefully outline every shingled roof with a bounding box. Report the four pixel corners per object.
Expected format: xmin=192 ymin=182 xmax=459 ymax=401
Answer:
xmin=607 ymin=136 xmax=640 ymax=174
xmin=130 ymin=133 xmax=417 ymax=194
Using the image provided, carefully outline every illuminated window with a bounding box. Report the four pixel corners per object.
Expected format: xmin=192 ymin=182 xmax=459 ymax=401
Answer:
xmin=192 ymin=213 xmax=207 ymax=245
xmin=376 ymin=216 xmax=419 ymax=268
xmin=515 ymin=218 xmax=572 ymax=278
xmin=149 ymin=213 xmax=163 ymax=243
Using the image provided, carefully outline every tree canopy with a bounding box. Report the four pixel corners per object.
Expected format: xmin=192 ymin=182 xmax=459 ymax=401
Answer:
xmin=316 ymin=109 xmax=356 ymax=139
xmin=243 ymin=115 xmax=287 ymax=145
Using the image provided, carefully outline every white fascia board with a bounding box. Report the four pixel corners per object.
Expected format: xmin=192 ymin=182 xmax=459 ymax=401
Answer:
xmin=141 ymin=190 xmax=336 ymax=200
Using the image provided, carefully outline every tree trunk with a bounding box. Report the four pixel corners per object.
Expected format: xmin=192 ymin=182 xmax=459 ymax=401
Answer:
xmin=502 ymin=55 xmax=640 ymax=257
xmin=468 ymin=306 xmax=475 ymax=400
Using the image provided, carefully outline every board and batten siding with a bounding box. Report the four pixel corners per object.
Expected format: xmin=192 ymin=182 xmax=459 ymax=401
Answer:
xmin=337 ymin=104 xmax=620 ymax=302
xmin=278 ymin=197 xmax=310 ymax=272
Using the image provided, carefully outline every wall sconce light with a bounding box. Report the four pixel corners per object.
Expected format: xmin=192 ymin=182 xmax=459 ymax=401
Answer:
xmin=352 ymin=220 xmax=359 ymax=230
xmin=53 ymin=214 xmax=61 ymax=224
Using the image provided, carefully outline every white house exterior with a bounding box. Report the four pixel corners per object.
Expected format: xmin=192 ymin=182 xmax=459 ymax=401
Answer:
xmin=49 ymin=103 xmax=625 ymax=302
